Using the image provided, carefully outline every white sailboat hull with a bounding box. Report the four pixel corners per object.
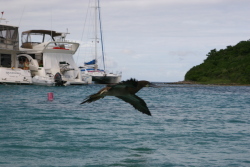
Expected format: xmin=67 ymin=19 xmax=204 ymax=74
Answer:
xmin=92 ymin=73 xmax=121 ymax=84
xmin=92 ymin=76 xmax=121 ymax=84
xmin=81 ymin=70 xmax=121 ymax=84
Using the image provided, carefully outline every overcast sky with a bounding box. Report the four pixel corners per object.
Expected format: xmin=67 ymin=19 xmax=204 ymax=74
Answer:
xmin=1 ymin=0 xmax=250 ymax=82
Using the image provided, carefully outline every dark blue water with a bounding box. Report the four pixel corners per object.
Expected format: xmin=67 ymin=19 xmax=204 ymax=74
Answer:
xmin=0 ymin=84 xmax=250 ymax=167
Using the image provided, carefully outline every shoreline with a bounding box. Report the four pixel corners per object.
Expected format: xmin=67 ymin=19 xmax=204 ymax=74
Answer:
xmin=162 ymin=81 xmax=250 ymax=86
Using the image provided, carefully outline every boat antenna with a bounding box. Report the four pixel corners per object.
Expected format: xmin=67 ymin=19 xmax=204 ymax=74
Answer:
xmin=50 ymin=11 xmax=53 ymax=40
xmin=0 ymin=11 xmax=5 ymax=23
xmin=18 ymin=7 xmax=25 ymax=26
xmin=98 ymin=0 xmax=106 ymax=71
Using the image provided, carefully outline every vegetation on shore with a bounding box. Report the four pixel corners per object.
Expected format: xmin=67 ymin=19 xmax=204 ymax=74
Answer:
xmin=184 ymin=40 xmax=250 ymax=85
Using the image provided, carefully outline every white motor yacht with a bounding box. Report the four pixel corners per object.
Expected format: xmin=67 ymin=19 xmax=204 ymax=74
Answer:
xmin=0 ymin=23 xmax=32 ymax=84
xmin=19 ymin=29 xmax=91 ymax=85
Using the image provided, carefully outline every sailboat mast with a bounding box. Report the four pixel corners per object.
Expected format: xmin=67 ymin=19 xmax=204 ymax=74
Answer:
xmin=98 ymin=0 xmax=106 ymax=71
xmin=94 ymin=0 xmax=98 ymax=70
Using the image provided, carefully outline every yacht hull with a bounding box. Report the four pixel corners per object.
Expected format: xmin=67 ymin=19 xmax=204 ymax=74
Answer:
xmin=0 ymin=68 xmax=32 ymax=84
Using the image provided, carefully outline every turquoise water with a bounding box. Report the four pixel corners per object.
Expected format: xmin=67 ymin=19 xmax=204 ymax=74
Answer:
xmin=0 ymin=84 xmax=250 ymax=167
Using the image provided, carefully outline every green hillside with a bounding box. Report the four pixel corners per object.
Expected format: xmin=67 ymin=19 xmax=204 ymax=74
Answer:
xmin=184 ymin=40 xmax=250 ymax=84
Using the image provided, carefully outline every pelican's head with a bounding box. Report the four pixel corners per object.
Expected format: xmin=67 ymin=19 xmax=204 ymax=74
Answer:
xmin=139 ymin=81 xmax=158 ymax=88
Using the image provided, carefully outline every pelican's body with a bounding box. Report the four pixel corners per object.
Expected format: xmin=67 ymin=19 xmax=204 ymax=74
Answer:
xmin=81 ymin=78 xmax=154 ymax=116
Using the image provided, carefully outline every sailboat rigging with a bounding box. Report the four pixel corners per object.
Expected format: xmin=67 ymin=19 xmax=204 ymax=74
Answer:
xmin=80 ymin=0 xmax=122 ymax=84
xmin=98 ymin=0 xmax=106 ymax=71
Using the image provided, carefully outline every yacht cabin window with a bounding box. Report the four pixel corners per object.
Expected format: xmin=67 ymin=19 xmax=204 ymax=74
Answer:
xmin=0 ymin=25 xmax=19 ymax=49
xmin=22 ymin=33 xmax=52 ymax=44
xmin=0 ymin=54 xmax=11 ymax=67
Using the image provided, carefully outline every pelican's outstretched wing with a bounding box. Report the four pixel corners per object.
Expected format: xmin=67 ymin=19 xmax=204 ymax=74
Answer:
xmin=81 ymin=87 xmax=108 ymax=104
xmin=116 ymin=94 xmax=151 ymax=116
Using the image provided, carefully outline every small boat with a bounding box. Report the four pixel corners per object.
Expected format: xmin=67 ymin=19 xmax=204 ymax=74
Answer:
xmin=80 ymin=0 xmax=122 ymax=84
xmin=0 ymin=23 xmax=33 ymax=84
xmin=19 ymin=29 xmax=91 ymax=86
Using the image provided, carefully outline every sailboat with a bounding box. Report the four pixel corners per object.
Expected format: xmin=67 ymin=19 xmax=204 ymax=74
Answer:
xmin=80 ymin=0 xmax=122 ymax=84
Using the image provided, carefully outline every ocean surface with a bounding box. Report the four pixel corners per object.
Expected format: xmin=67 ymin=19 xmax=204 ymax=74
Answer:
xmin=0 ymin=84 xmax=250 ymax=167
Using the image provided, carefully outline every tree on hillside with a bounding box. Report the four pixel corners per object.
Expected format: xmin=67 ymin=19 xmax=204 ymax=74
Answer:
xmin=184 ymin=40 xmax=250 ymax=84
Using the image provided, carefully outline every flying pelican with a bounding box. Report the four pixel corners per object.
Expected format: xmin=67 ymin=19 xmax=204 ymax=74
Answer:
xmin=81 ymin=78 xmax=156 ymax=116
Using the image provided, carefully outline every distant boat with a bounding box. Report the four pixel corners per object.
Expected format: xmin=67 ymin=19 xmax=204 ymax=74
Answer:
xmin=80 ymin=0 xmax=122 ymax=84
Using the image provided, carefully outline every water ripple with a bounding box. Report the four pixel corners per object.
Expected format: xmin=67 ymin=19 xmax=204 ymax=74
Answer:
xmin=1 ymin=84 xmax=250 ymax=166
